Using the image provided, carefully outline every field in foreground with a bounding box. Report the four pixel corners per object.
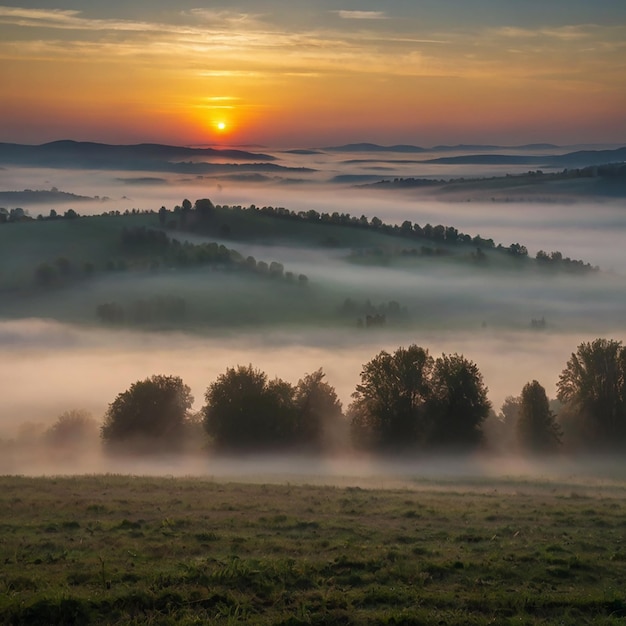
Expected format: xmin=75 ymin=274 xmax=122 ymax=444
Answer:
xmin=1 ymin=474 xmax=626 ymax=625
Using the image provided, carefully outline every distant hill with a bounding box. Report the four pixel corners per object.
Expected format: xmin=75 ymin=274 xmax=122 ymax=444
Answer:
xmin=283 ymin=149 xmax=323 ymax=155
xmin=423 ymin=146 xmax=626 ymax=168
xmin=365 ymin=162 xmax=626 ymax=200
xmin=0 ymin=140 xmax=276 ymax=170
xmin=423 ymin=155 xmax=540 ymax=165
xmin=0 ymin=189 xmax=99 ymax=205
xmin=322 ymin=142 xmax=563 ymax=153
xmin=431 ymin=143 xmax=560 ymax=151
xmin=551 ymin=147 xmax=626 ymax=166
xmin=323 ymin=143 xmax=427 ymax=153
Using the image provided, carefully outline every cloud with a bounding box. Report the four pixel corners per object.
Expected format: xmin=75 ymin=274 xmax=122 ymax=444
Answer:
xmin=335 ymin=10 xmax=388 ymax=20
xmin=493 ymin=24 xmax=613 ymax=41
xmin=0 ymin=6 xmax=162 ymax=33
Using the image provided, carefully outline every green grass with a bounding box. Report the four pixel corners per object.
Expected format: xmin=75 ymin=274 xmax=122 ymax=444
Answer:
xmin=1 ymin=475 xmax=626 ymax=624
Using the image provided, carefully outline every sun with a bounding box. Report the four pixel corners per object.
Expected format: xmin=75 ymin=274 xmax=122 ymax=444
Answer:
xmin=216 ymin=121 xmax=227 ymax=132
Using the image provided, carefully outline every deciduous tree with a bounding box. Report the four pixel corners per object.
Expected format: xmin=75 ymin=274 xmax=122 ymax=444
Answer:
xmin=294 ymin=369 xmax=344 ymax=449
xmin=517 ymin=380 xmax=562 ymax=453
xmin=101 ymin=375 xmax=193 ymax=451
xmin=203 ymin=365 xmax=297 ymax=450
xmin=348 ymin=345 xmax=433 ymax=449
xmin=557 ymin=338 xmax=626 ymax=448
xmin=427 ymin=353 xmax=491 ymax=449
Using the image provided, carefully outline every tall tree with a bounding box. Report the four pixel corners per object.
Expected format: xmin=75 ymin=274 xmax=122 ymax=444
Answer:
xmin=203 ymin=365 xmax=297 ymax=451
xmin=348 ymin=345 xmax=433 ymax=449
xmin=101 ymin=375 xmax=193 ymax=450
xmin=517 ymin=380 xmax=562 ymax=453
xmin=557 ymin=339 xmax=626 ymax=448
xmin=294 ymin=369 xmax=344 ymax=449
xmin=427 ymin=353 xmax=491 ymax=448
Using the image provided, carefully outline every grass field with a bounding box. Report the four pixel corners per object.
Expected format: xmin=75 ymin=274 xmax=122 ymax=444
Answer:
xmin=1 ymin=473 xmax=626 ymax=624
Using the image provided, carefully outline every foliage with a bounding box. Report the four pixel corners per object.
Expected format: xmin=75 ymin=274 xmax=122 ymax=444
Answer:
xmin=45 ymin=409 xmax=99 ymax=448
xmin=557 ymin=338 xmax=626 ymax=448
xmin=517 ymin=380 xmax=562 ymax=453
xmin=427 ymin=353 xmax=491 ymax=449
xmin=203 ymin=365 xmax=297 ymax=450
xmin=203 ymin=366 xmax=345 ymax=451
xmin=293 ymin=369 xmax=345 ymax=449
xmin=348 ymin=345 xmax=433 ymax=449
xmin=101 ymin=375 xmax=193 ymax=451
xmin=349 ymin=347 xmax=491 ymax=450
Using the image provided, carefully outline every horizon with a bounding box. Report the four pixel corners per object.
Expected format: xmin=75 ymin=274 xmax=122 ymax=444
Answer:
xmin=2 ymin=137 xmax=625 ymax=152
xmin=1 ymin=1 xmax=625 ymax=148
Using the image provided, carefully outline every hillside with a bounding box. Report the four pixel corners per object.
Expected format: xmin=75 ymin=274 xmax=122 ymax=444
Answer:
xmin=0 ymin=201 xmax=611 ymax=334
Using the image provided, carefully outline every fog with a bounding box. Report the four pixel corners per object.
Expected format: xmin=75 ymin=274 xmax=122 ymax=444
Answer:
xmin=1 ymin=145 xmax=625 ymax=477
xmin=0 ymin=317 xmax=610 ymax=433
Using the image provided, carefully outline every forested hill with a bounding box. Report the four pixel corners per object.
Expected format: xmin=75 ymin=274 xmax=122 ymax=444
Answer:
xmin=366 ymin=163 xmax=626 ymax=199
xmin=0 ymin=140 xmax=275 ymax=169
xmin=0 ymin=198 xmax=607 ymax=333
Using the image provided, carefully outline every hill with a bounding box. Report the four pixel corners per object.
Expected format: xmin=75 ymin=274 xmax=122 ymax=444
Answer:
xmin=0 ymin=200 xmax=607 ymax=334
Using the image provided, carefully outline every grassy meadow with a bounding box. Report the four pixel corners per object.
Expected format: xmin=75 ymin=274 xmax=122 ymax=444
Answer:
xmin=1 ymin=474 xmax=626 ymax=625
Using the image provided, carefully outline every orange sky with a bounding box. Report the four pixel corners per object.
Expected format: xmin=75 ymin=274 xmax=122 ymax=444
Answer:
xmin=1 ymin=2 xmax=625 ymax=147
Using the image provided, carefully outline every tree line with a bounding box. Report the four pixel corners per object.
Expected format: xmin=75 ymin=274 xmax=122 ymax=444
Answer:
xmin=32 ymin=226 xmax=308 ymax=300
xmin=72 ymin=337 xmax=626 ymax=456
xmin=166 ymin=197 xmax=596 ymax=273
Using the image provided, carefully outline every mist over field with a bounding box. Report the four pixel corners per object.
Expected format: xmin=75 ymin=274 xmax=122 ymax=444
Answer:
xmin=1 ymin=144 xmax=626 ymax=476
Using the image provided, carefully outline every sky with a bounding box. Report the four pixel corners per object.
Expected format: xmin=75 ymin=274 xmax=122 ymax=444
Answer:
xmin=1 ymin=1 xmax=626 ymax=148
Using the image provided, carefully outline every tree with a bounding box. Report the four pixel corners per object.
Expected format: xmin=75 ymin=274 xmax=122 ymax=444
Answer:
xmin=203 ymin=365 xmax=297 ymax=451
xmin=557 ymin=339 xmax=626 ymax=448
xmin=516 ymin=380 xmax=561 ymax=453
xmin=101 ymin=375 xmax=193 ymax=451
xmin=498 ymin=395 xmax=522 ymax=449
xmin=348 ymin=345 xmax=433 ymax=449
xmin=45 ymin=409 xmax=99 ymax=449
xmin=195 ymin=198 xmax=215 ymax=218
xmin=34 ymin=262 xmax=56 ymax=286
xmin=293 ymin=369 xmax=345 ymax=449
xmin=427 ymin=354 xmax=491 ymax=449
xmin=158 ymin=205 xmax=168 ymax=227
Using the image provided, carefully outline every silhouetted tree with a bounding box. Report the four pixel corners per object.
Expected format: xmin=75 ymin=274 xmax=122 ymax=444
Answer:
xmin=557 ymin=338 xmax=626 ymax=448
xmin=101 ymin=375 xmax=193 ymax=451
xmin=203 ymin=365 xmax=297 ymax=451
xmin=426 ymin=353 xmax=490 ymax=449
xmin=179 ymin=199 xmax=192 ymax=227
xmin=499 ymin=395 xmax=522 ymax=448
xmin=194 ymin=198 xmax=215 ymax=218
xmin=269 ymin=261 xmax=284 ymax=278
xmin=294 ymin=369 xmax=344 ymax=449
xmin=517 ymin=380 xmax=561 ymax=453
xmin=348 ymin=345 xmax=433 ymax=450
xmin=158 ymin=205 xmax=168 ymax=227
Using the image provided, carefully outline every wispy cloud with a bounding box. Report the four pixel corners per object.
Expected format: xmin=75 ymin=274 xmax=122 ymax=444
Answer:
xmin=335 ymin=10 xmax=388 ymax=20
xmin=0 ymin=5 xmax=624 ymax=88
xmin=495 ymin=24 xmax=597 ymax=41
xmin=0 ymin=6 xmax=164 ymax=33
